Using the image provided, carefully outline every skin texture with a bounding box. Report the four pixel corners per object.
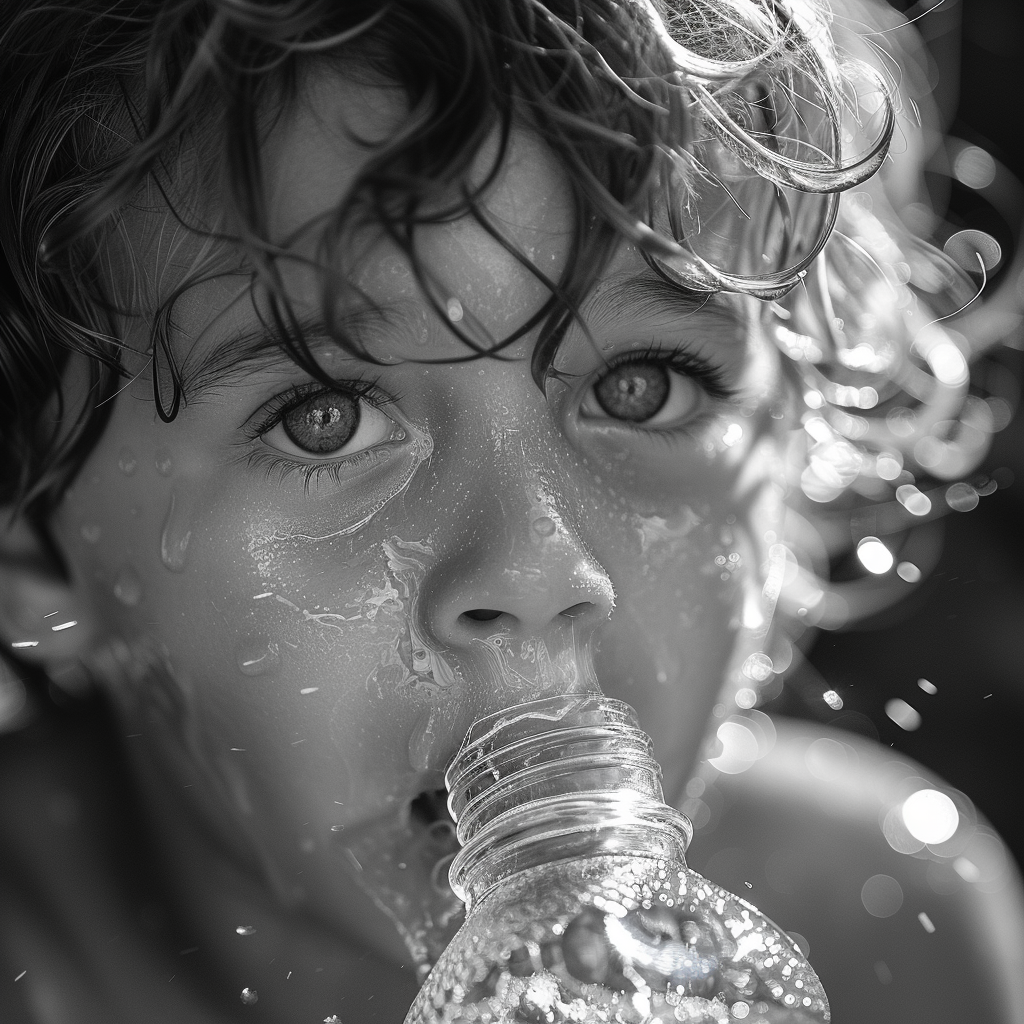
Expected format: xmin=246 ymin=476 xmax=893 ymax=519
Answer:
xmin=0 ymin=76 xmax=794 ymax=1020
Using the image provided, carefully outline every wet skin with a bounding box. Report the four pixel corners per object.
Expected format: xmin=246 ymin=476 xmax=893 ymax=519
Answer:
xmin=31 ymin=77 xmax=792 ymax=1017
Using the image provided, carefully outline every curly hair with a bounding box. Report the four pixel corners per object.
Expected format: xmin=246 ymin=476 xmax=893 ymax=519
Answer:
xmin=0 ymin=0 xmax=904 ymax=526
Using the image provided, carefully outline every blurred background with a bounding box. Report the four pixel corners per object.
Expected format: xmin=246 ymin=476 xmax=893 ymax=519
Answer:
xmin=768 ymin=0 xmax=1024 ymax=874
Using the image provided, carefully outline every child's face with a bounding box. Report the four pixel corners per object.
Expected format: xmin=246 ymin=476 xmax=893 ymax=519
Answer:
xmin=46 ymin=76 xmax=788 ymax=961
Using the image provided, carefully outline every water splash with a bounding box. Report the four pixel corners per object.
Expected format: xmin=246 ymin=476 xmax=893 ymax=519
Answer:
xmin=235 ymin=638 xmax=282 ymax=677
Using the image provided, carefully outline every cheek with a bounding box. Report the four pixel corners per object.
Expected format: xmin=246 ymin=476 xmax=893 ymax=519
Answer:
xmin=57 ymin=446 xmax=455 ymax=839
xmin=583 ymin=448 xmax=786 ymax=795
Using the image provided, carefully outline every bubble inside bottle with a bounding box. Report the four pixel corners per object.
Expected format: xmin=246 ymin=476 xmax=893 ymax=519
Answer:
xmin=407 ymin=856 xmax=828 ymax=1023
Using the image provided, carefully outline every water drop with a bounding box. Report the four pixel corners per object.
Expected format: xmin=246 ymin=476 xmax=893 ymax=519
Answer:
xmin=159 ymin=491 xmax=192 ymax=572
xmin=235 ymin=925 xmax=256 ymax=936
xmin=113 ymin=566 xmax=143 ymax=607
xmin=117 ymin=447 xmax=137 ymax=476
xmin=235 ymin=638 xmax=281 ymax=677
xmin=532 ymin=515 xmax=557 ymax=537
xmin=240 ymin=987 xmax=258 ymax=1005
xmin=80 ymin=523 xmax=101 ymax=544
xmin=155 ymin=448 xmax=174 ymax=476
xmin=446 ymin=297 xmax=464 ymax=322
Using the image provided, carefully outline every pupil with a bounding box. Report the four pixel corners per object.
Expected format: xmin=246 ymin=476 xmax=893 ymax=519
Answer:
xmin=283 ymin=392 xmax=359 ymax=454
xmin=594 ymin=362 xmax=669 ymax=422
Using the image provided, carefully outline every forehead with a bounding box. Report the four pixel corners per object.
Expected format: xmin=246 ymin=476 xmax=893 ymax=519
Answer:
xmin=116 ymin=66 xmax=743 ymax=388
xmin=115 ymin=69 xmax=584 ymax=373
xmin=266 ymin=71 xmax=574 ymax=318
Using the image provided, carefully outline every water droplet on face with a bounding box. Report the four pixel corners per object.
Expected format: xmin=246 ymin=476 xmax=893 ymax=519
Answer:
xmin=532 ymin=515 xmax=557 ymax=538
xmin=235 ymin=638 xmax=281 ymax=677
xmin=240 ymin=987 xmax=258 ymax=1005
xmin=113 ymin=565 xmax=143 ymax=607
xmin=154 ymin=448 xmax=174 ymax=476
xmin=235 ymin=924 xmax=256 ymax=936
xmin=117 ymin=447 xmax=137 ymax=476
xmin=80 ymin=523 xmax=101 ymax=544
xmin=159 ymin=491 xmax=192 ymax=572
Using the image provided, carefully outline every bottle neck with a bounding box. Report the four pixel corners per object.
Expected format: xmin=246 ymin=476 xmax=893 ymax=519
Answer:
xmin=444 ymin=695 xmax=693 ymax=907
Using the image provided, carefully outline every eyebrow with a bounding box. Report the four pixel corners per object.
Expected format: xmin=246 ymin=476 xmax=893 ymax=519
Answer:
xmin=177 ymin=271 xmax=735 ymax=403
xmin=581 ymin=273 xmax=734 ymax=332
xmin=177 ymin=301 xmax=415 ymax=403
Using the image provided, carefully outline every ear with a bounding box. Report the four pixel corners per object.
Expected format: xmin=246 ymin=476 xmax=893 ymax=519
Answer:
xmin=0 ymin=509 xmax=104 ymax=696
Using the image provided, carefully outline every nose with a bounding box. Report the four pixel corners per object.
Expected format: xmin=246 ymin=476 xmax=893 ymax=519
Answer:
xmin=418 ymin=407 xmax=616 ymax=706
xmin=425 ymin=524 xmax=615 ymax=648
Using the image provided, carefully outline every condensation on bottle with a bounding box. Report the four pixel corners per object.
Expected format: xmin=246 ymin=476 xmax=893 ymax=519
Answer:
xmin=404 ymin=695 xmax=829 ymax=1024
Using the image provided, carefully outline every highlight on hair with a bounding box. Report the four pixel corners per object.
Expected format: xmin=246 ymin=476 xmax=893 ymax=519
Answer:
xmin=1 ymin=0 xmax=897 ymax=522
xmin=728 ymin=0 xmax=1024 ymax=710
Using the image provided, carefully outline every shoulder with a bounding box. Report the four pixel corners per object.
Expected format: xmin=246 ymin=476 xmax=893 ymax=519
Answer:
xmin=0 ymin=698 xmax=229 ymax=1024
xmin=685 ymin=716 xmax=1024 ymax=1024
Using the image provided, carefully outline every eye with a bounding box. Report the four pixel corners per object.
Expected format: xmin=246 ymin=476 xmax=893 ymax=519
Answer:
xmin=261 ymin=388 xmax=401 ymax=459
xmin=580 ymin=358 xmax=705 ymax=428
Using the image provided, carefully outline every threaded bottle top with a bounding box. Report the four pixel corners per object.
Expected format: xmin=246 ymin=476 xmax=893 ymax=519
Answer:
xmin=444 ymin=694 xmax=693 ymax=904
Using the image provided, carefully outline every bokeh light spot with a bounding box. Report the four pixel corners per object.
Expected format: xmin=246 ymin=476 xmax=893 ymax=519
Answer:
xmin=741 ymin=652 xmax=774 ymax=682
xmin=896 ymin=485 xmax=932 ymax=517
xmin=945 ymin=482 xmax=980 ymax=512
xmin=927 ymin=341 xmax=969 ymax=387
xmin=822 ymin=689 xmax=844 ymax=711
xmin=876 ymin=453 xmax=902 ymax=480
xmin=885 ymin=698 xmax=922 ymax=731
xmin=952 ymin=146 xmax=997 ymax=190
xmin=861 ymin=874 xmax=904 ymax=918
xmin=734 ymin=687 xmax=758 ymax=709
xmin=901 ymin=789 xmax=959 ymax=844
xmin=708 ymin=720 xmax=760 ymax=775
xmin=897 ymin=561 xmax=922 ymax=582
xmin=857 ymin=537 xmax=894 ymax=574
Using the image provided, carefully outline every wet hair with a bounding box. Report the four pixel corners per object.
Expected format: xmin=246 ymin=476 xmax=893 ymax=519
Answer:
xmin=0 ymin=0 xmax=1006 ymax=629
xmin=1 ymin=0 xmax=900 ymax=522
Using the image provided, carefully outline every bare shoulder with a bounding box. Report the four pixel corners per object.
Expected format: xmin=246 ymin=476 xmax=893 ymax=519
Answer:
xmin=684 ymin=717 xmax=1024 ymax=1023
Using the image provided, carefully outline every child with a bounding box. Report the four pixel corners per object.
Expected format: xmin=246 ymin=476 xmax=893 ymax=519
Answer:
xmin=0 ymin=0 xmax=1020 ymax=1021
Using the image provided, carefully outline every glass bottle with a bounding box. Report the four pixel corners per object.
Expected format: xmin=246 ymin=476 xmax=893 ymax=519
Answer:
xmin=405 ymin=694 xmax=829 ymax=1024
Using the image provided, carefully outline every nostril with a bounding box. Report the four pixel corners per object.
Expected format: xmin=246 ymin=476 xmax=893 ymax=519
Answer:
xmin=461 ymin=608 xmax=503 ymax=622
xmin=560 ymin=602 xmax=596 ymax=619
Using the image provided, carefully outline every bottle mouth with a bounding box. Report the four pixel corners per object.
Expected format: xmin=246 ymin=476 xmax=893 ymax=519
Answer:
xmin=445 ymin=695 xmax=665 ymax=846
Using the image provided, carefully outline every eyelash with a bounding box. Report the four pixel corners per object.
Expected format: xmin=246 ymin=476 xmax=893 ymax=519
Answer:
xmin=242 ymin=378 xmax=402 ymax=492
xmin=241 ymin=343 xmax=737 ymax=489
xmin=578 ymin=343 xmax=740 ymax=437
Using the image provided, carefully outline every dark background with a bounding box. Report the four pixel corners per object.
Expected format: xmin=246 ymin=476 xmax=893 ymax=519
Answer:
xmin=768 ymin=0 xmax=1024 ymax=873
